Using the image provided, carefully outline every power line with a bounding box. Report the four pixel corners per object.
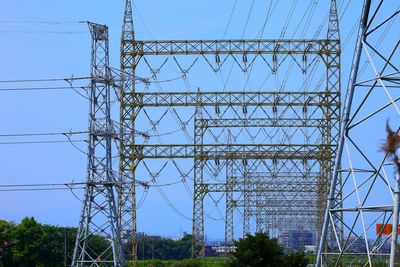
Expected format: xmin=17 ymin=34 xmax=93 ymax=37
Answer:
xmin=241 ymin=0 xmax=256 ymax=39
xmin=222 ymin=0 xmax=238 ymax=39
xmin=0 ymin=180 xmax=151 ymax=192
xmin=0 ymin=129 xmax=166 ymax=139
xmin=0 ymin=182 xmax=87 ymax=188
xmin=0 ymin=140 xmax=87 ymax=145
xmin=0 ymin=86 xmax=88 ymax=92
xmin=0 ymin=76 xmax=90 ymax=83
xmin=0 ymin=30 xmax=86 ymax=34
xmin=0 ymin=21 xmax=82 ymax=24
xmin=0 ymin=131 xmax=88 ymax=138
xmin=0 ymin=187 xmax=86 ymax=192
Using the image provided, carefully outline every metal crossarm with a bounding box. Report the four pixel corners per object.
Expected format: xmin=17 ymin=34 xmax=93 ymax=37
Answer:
xmin=133 ymin=91 xmax=340 ymax=107
xmin=200 ymin=118 xmax=327 ymax=128
xmin=125 ymin=39 xmax=340 ymax=56
xmin=130 ymin=144 xmax=333 ymax=160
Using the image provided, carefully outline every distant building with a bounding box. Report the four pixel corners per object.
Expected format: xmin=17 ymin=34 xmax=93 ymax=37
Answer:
xmin=279 ymin=230 xmax=316 ymax=251
xmin=207 ymin=245 xmax=236 ymax=256
xmin=136 ymin=232 xmax=161 ymax=240
xmin=182 ymin=231 xmax=188 ymax=238
xmin=343 ymin=236 xmax=391 ymax=254
xmin=304 ymin=245 xmax=317 ymax=254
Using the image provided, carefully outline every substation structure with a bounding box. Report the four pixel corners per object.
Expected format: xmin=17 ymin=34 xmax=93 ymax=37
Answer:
xmin=119 ymin=0 xmax=341 ymax=260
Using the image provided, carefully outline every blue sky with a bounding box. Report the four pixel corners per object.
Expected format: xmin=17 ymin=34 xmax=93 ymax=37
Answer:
xmin=2 ymin=0 xmax=393 ymax=241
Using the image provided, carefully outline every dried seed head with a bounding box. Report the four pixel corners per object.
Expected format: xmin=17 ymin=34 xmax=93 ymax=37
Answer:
xmin=380 ymin=120 xmax=400 ymax=155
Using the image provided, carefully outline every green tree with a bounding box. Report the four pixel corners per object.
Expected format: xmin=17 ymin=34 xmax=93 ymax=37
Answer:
xmin=228 ymin=232 xmax=309 ymax=267
xmin=228 ymin=232 xmax=284 ymax=267
xmin=283 ymin=252 xmax=309 ymax=267
xmin=12 ymin=217 xmax=45 ymax=267
xmin=0 ymin=220 xmax=15 ymax=267
xmin=40 ymin=225 xmax=76 ymax=267
xmin=133 ymin=235 xmax=192 ymax=261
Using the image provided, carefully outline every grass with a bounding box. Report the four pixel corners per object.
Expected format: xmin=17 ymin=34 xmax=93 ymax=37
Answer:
xmin=132 ymin=257 xmax=228 ymax=267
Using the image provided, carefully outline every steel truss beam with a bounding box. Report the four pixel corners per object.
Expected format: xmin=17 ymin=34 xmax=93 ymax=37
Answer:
xmin=200 ymin=118 xmax=327 ymax=128
xmin=131 ymin=144 xmax=332 ymax=160
xmin=201 ymin=172 xmax=320 ymax=193
xmin=201 ymin=183 xmax=319 ymax=193
xmin=132 ymin=91 xmax=339 ymax=108
xmin=235 ymin=201 xmax=318 ymax=208
xmin=124 ymin=39 xmax=339 ymax=56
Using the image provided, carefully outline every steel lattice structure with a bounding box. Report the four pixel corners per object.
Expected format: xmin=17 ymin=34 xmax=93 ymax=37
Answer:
xmin=120 ymin=0 xmax=138 ymax=262
xmin=72 ymin=23 xmax=125 ymax=267
xmin=119 ymin=0 xmax=341 ymax=260
xmin=198 ymin=110 xmax=333 ymax=247
xmin=317 ymin=1 xmax=400 ymax=266
xmin=224 ymin=163 xmax=321 ymax=245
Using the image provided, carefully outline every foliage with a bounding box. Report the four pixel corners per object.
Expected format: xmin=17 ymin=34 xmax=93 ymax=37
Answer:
xmin=0 ymin=220 xmax=14 ymax=266
xmin=228 ymin=232 xmax=284 ymax=267
xmin=1 ymin=218 xmax=311 ymax=267
xmin=171 ymin=258 xmax=201 ymax=267
xmin=136 ymin=259 xmax=167 ymax=267
xmin=227 ymin=232 xmax=309 ymax=267
xmin=134 ymin=234 xmax=192 ymax=261
xmin=11 ymin=217 xmax=45 ymax=267
xmin=0 ymin=217 xmax=76 ymax=267
xmin=135 ymin=258 xmax=226 ymax=267
xmin=283 ymin=252 xmax=309 ymax=267
xmin=1 ymin=217 xmax=211 ymax=266
xmin=39 ymin=224 xmax=76 ymax=267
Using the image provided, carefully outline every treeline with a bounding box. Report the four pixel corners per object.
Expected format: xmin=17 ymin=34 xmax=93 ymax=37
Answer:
xmin=0 ymin=217 xmax=77 ymax=267
xmin=135 ymin=234 xmax=192 ymax=261
xmin=1 ymin=217 xmax=309 ymax=267
xmin=0 ymin=217 xmax=194 ymax=267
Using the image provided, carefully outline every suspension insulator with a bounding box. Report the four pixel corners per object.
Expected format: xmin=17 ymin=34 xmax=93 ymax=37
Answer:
xmin=215 ymin=54 xmax=221 ymax=63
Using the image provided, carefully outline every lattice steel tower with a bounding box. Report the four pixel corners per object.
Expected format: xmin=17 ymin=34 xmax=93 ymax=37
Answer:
xmin=72 ymin=22 xmax=125 ymax=267
xmin=317 ymin=0 xmax=400 ymax=266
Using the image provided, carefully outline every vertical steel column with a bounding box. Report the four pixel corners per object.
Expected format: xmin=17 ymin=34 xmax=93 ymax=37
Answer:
xmin=316 ymin=1 xmax=371 ymax=266
xmin=120 ymin=0 xmax=137 ymax=262
xmin=72 ymin=22 xmax=125 ymax=267
xmin=256 ymin=172 xmax=266 ymax=233
xmin=225 ymin=150 xmax=235 ymax=246
xmin=320 ymin=0 xmax=341 ymax=239
xmin=391 ymin=172 xmax=400 ymax=267
xmin=242 ymin=162 xmax=251 ymax=236
xmin=192 ymin=92 xmax=205 ymax=257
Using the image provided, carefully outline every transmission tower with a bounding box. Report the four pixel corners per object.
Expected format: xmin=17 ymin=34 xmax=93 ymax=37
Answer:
xmin=72 ymin=22 xmax=125 ymax=267
xmin=317 ymin=0 xmax=400 ymax=266
xmin=119 ymin=0 xmax=340 ymax=260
